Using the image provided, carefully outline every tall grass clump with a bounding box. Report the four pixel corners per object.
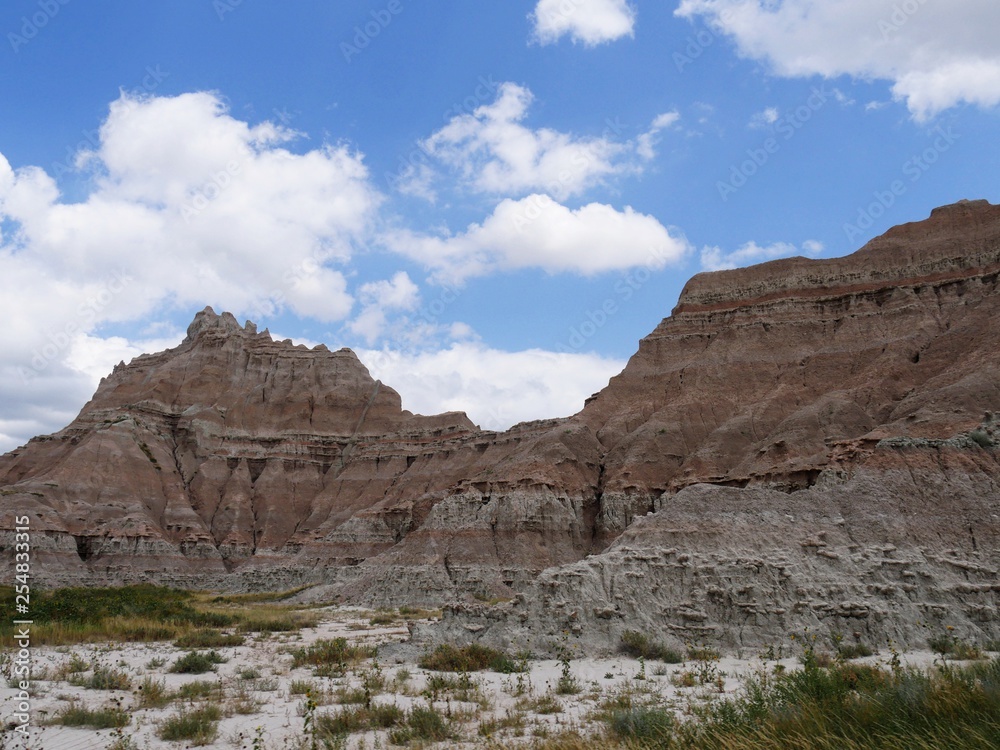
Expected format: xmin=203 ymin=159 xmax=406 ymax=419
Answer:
xmin=289 ymin=637 xmax=376 ymax=676
xmin=157 ymin=704 xmax=222 ymax=744
xmin=619 ymin=631 xmax=684 ymax=663
xmin=418 ymin=643 xmax=526 ymax=673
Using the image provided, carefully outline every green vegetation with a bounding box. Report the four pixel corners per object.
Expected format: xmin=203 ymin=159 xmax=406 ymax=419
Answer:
xmin=544 ymin=656 xmax=1000 ymax=749
xmin=388 ymin=705 xmax=455 ymax=744
xmin=619 ymin=631 xmax=684 ymax=663
xmin=174 ymin=628 xmax=244 ymax=648
xmin=157 ymin=704 xmax=222 ymax=744
xmin=51 ymin=702 xmax=130 ymax=729
xmin=289 ymin=637 xmax=377 ymax=676
xmin=0 ymin=584 xmax=317 ymax=646
xmin=316 ymin=702 xmax=406 ymax=736
xmin=68 ymin=665 xmax=132 ymax=691
xmin=418 ymin=643 xmax=526 ymax=673
xmin=169 ymin=650 xmax=227 ymax=674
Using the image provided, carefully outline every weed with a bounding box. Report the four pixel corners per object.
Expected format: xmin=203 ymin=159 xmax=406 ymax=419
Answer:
xmin=174 ymin=629 xmax=244 ymax=648
xmin=51 ymin=701 xmax=129 ymax=728
xmin=418 ymin=643 xmax=525 ymax=673
xmin=158 ymin=704 xmax=222 ymax=744
xmin=169 ymin=650 xmax=227 ymax=674
xmin=620 ymin=631 xmax=684 ymax=663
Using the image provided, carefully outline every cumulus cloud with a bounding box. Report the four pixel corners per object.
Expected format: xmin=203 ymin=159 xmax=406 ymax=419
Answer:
xmin=421 ymin=83 xmax=638 ymax=201
xmin=346 ymin=272 xmax=422 ymax=344
xmin=531 ymin=0 xmax=636 ymax=46
xmin=700 ymin=238 xmax=823 ymax=271
xmin=390 ymin=194 xmax=691 ymax=283
xmin=0 ymin=91 xmax=382 ymax=451
xmin=637 ymin=111 xmax=681 ymax=160
xmin=359 ymin=343 xmax=627 ymax=430
xmin=675 ymin=0 xmax=1000 ymax=121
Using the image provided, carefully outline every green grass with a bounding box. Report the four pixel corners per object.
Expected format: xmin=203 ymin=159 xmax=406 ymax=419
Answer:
xmin=68 ymin=665 xmax=132 ymax=691
xmin=619 ymin=631 xmax=684 ymax=663
xmin=169 ymin=650 xmax=227 ymax=674
xmin=51 ymin=702 xmax=129 ymax=729
xmin=174 ymin=629 xmax=244 ymax=648
xmin=157 ymin=704 xmax=222 ymax=744
xmin=0 ymin=584 xmax=316 ymax=646
xmin=316 ymin=702 xmax=406 ymax=737
xmin=387 ymin=705 xmax=454 ymax=744
xmin=289 ymin=637 xmax=377 ymax=676
xmin=418 ymin=643 xmax=526 ymax=673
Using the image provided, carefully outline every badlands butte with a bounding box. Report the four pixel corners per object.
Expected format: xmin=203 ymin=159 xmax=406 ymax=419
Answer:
xmin=2 ymin=199 xmax=999 ymax=653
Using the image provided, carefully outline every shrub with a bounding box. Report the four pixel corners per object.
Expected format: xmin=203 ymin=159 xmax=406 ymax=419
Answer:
xmin=136 ymin=676 xmax=171 ymax=708
xmin=52 ymin=702 xmax=129 ymax=728
xmin=174 ymin=629 xmax=244 ymax=648
xmin=837 ymin=643 xmax=875 ymax=660
xmin=169 ymin=651 xmax=227 ymax=674
xmin=607 ymin=706 xmax=674 ymax=743
xmin=289 ymin=637 xmax=376 ymax=676
xmin=619 ymin=631 xmax=683 ymax=663
xmin=418 ymin=643 xmax=524 ymax=673
xmin=176 ymin=680 xmax=223 ymax=701
xmin=69 ymin=665 xmax=132 ymax=691
xmin=157 ymin=704 xmax=222 ymax=744
xmin=389 ymin=705 xmax=453 ymax=744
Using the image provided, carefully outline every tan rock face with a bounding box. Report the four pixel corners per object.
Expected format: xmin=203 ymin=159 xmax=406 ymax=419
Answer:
xmin=1 ymin=199 xmax=999 ymax=648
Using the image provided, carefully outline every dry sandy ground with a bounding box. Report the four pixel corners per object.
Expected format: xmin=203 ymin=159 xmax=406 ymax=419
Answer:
xmin=1 ymin=608 xmax=951 ymax=750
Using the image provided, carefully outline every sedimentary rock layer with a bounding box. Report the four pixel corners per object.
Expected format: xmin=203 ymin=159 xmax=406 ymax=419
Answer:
xmin=2 ymin=199 xmax=998 ymax=648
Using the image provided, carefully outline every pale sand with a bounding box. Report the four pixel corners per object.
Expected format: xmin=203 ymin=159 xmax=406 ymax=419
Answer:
xmin=0 ymin=608 xmax=959 ymax=750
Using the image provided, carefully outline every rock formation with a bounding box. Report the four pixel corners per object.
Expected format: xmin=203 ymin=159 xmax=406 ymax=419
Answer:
xmin=2 ymin=199 xmax=999 ymax=650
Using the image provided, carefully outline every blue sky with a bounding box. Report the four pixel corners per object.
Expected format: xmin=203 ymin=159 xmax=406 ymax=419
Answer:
xmin=1 ymin=0 xmax=998 ymax=451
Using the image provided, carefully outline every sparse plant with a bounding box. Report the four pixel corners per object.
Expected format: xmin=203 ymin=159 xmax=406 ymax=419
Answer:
xmin=158 ymin=704 xmax=222 ymax=744
xmin=169 ymin=650 xmax=226 ymax=674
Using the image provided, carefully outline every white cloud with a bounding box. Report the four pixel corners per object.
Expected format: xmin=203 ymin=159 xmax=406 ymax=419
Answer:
xmin=749 ymin=107 xmax=780 ymax=128
xmin=422 ymin=83 xmax=636 ymax=201
xmin=675 ymin=0 xmax=1000 ymax=120
xmin=347 ymin=272 xmax=422 ymax=344
xmin=637 ymin=111 xmax=681 ymax=160
xmin=700 ymin=239 xmax=823 ymax=271
xmin=359 ymin=343 xmax=627 ymax=430
xmin=0 ymin=91 xmax=383 ymax=452
xmin=531 ymin=0 xmax=636 ymax=46
xmin=390 ymin=194 xmax=691 ymax=283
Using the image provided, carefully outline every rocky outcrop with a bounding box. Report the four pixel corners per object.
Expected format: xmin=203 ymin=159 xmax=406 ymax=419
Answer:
xmin=2 ymin=199 xmax=999 ymax=649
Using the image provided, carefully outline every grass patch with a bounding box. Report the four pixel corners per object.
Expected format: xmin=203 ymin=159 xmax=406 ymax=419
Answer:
xmin=174 ymin=629 xmax=244 ymax=648
xmin=169 ymin=650 xmax=227 ymax=674
xmin=51 ymin=702 xmax=129 ymax=729
xmin=837 ymin=643 xmax=876 ymax=660
xmin=316 ymin=702 xmax=406 ymax=737
xmin=68 ymin=665 xmax=132 ymax=691
xmin=619 ymin=631 xmax=683 ymax=663
xmin=157 ymin=704 xmax=222 ymax=744
xmin=176 ymin=679 xmax=224 ymax=701
xmin=388 ymin=705 xmax=454 ymax=744
xmin=289 ymin=637 xmax=376 ymax=676
xmin=418 ymin=643 xmax=526 ymax=673
xmin=136 ymin=676 xmax=172 ymax=708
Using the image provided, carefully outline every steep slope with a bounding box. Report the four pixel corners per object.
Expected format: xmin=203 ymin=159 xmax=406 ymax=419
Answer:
xmin=1 ymin=200 xmax=998 ymax=648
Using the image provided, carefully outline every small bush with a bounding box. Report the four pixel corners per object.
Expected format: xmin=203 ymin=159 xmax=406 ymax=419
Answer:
xmin=837 ymin=643 xmax=875 ymax=660
xmin=157 ymin=704 xmax=222 ymax=744
xmin=174 ymin=629 xmax=244 ymax=649
xmin=176 ymin=680 xmax=223 ymax=701
xmin=169 ymin=650 xmax=227 ymax=674
xmin=619 ymin=631 xmax=683 ymax=663
xmin=136 ymin=676 xmax=171 ymax=708
xmin=418 ymin=643 xmax=524 ymax=673
xmin=970 ymin=429 xmax=994 ymax=448
xmin=52 ymin=702 xmax=129 ymax=728
xmin=315 ymin=703 xmax=406 ymax=737
xmin=389 ymin=705 xmax=453 ymax=744
xmin=69 ymin=665 xmax=132 ymax=691
xmin=289 ymin=637 xmax=376 ymax=676
xmin=607 ymin=706 xmax=674 ymax=743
